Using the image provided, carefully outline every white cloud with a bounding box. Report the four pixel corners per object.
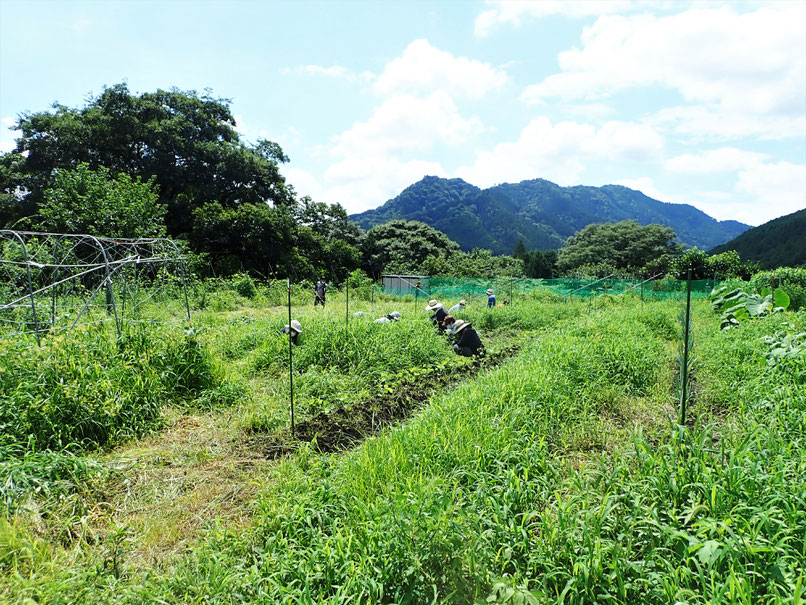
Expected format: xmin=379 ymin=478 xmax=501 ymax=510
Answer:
xmin=520 ymin=5 xmax=806 ymax=139
xmin=735 ymin=161 xmax=806 ymax=222
xmin=475 ymin=0 xmax=635 ymax=37
xmin=647 ymin=105 xmax=806 ymax=141
xmin=618 ymin=160 xmax=806 ymax=225
xmin=457 ymin=117 xmax=664 ymax=187
xmin=324 ymin=156 xmax=447 ymax=213
xmin=286 ymin=157 xmax=447 ymax=214
xmin=373 ymin=39 xmax=508 ymax=99
xmin=662 ymin=148 xmax=806 ymax=223
xmin=613 ymin=177 xmax=679 ymax=203
xmin=281 ymin=64 xmax=374 ymax=83
xmin=665 ymin=148 xmax=770 ymax=174
xmin=332 ymin=91 xmax=483 ymax=157
xmin=1 ymin=117 xmax=18 ymax=153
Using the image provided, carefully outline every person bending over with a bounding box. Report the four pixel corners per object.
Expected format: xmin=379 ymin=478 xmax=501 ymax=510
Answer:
xmin=280 ymin=319 xmax=302 ymax=345
xmin=452 ymin=319 xmax=485 ymax=357
xmin=425 ymin=299 xmax=447 ymax=330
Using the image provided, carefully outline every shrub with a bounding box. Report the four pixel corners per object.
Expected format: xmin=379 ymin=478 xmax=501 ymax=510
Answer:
xmin=751 ymin=267 xmax=806 ymax=310
xmin=232 ymin=273 xmax=258 ymax=299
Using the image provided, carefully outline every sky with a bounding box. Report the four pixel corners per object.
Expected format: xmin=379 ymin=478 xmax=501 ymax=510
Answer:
xmin=1 ymin=0 xmax=804 ymax=227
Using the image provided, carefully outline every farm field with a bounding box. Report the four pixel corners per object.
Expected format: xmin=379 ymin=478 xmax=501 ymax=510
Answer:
xmin=0 ymin=283 xmax=804 ymax=603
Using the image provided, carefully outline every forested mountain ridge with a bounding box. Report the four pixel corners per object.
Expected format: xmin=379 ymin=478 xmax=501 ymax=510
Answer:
xmin=351 ymin=176 xmax=750 ymax=254
xmin=710 ymin=208 xmax=806 ymax=268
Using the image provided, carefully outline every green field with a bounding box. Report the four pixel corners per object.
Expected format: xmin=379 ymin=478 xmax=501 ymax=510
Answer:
xmin=0 ymin=284 xmax=804 ymax=603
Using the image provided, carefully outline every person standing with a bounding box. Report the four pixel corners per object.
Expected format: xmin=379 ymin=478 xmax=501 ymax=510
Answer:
xmin=314 ymin=277 xmax=328 ymax=307
xmin=452 ymin=319 xmax=485 ymax=357
xmin=486 ymin=289 xmax=496 ymax=308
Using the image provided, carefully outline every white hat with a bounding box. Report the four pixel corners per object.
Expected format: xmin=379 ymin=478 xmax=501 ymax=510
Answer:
xmin=486 ymin=289 xmax=494 ymax=296
xmin=425 ymin=299 xmax=442 ymax=311
xmin=459 ymin=299 xmax=466 ymax=305
xmin=454 ymin=319 xmax=471 ymax=333
xmin=389 ymin=311 xmax=402 ymax=320
xmin=285 ymin=319 xmax=302 ymax=333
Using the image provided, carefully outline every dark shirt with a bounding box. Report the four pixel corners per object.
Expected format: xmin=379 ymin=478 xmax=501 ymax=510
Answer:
xmin=315 ymin=281 xmax=328 ymax=297
xmin=431 ymin=307 xmax=447 ymax=325
xmin=456 ymin=326 xmax=483 ymax=355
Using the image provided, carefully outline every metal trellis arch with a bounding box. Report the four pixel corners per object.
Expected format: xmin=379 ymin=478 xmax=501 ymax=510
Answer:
xmin=0 ymin=230 xmax=191 ymax=343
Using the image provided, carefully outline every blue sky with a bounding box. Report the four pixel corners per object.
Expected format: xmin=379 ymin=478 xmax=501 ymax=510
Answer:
xmin=1 ymin=0 xmax=804 ymax=226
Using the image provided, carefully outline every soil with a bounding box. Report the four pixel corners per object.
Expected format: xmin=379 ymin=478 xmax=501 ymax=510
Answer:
xmin=250 ymin=345 xmax=521 ymax=457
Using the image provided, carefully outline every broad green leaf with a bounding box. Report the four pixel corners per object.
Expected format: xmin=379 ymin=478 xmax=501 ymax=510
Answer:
xmin=746 ymin=294 xmax=772 ymax=317
xmin=773 ymin=288 xmax=790 ymax=309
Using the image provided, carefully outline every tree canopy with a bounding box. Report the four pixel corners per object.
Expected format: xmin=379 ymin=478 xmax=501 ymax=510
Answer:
xmin=0 ymin=83 xmax=293 ymax=235
xmin=363 ymin=220 xmax=461 ymax=278
xmin=40 ymin=163 xmax=165 ymax=238
xmin=557 ymin=220 xmax=680 ymax=276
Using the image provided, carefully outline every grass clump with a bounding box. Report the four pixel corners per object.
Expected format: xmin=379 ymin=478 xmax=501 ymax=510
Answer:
xmin=0 ymin=324 xmax=228 ymax=452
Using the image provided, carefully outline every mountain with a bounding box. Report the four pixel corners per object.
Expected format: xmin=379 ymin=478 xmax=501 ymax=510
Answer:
xmin=710 ymin=208 xmax=806 ymax=268
xmin=351 ymin=176 xmax=751 ymax=254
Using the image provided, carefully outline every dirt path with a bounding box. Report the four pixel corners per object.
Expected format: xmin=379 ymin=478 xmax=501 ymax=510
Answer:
xmin=249 ymin=344 xmax=522 ymax=457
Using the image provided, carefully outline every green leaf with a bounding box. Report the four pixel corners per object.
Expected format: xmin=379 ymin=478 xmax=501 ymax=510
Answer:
xmin=746 ymin=294 xmax=772 ymax=317
xmin=773 ymin=288 xmax=790 ymax=309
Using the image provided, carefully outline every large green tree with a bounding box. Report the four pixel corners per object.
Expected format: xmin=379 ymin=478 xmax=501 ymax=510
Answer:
xmin=362 ymin=220 xmax=460 ymax=278
xmin=557 ymin=220 xmax=680 ymax=276
xmin=0 ymin=83 xmax=293 ymax=235
xmin=39 ymin=163 xmax=165 ymax=238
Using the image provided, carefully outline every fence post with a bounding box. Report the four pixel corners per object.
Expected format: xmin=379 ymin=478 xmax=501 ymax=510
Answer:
xmin=287 ymin=278 xmax=295 ymax=438
xmin=680 ymin=269 xmax=692 ymax=425
xmin=346 ymin=278 xmax=350 ymax=328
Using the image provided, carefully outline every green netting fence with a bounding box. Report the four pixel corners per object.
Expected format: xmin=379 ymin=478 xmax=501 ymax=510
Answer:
xmin=394 ymin=276 xmax=721 ymax=303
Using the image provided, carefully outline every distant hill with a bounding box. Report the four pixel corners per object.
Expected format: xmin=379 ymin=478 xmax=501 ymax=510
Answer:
xmin=351 ymin=176 xmax=750 ymax=254
xmin=710 ymin=208 xmax=806 ymax=268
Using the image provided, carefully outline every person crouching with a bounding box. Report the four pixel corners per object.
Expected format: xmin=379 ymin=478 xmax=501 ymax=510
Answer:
xmin=375 ymin=310 xmax=402 ymax=323
xmin=280 ymin=319 xmax=302 ymax=345
xmin=425 ymin=299 xmax=447 ymax=330
xmin=452 ymin=319 xmax=485 ymax=357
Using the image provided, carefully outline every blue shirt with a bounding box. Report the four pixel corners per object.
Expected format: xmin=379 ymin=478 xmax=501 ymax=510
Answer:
xmin=487 ymin=295 xmax=496 ymax=308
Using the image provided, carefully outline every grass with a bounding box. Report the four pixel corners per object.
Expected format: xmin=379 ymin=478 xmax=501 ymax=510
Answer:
xmin=0 ymin=288 xmax=803 ymax=603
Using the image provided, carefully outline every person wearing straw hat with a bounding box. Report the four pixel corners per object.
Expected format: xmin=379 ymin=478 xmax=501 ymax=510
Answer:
xmin=486 ymin=289 xmax=496 ymax=308
xmin=452 ymin=319 xmax=484 ymax=357
xmin=280 ymin=319 xmax=303 ymax=345
xmin=447 ymin=299 xmax=467 ymax=314
xmin=425 ymin=299 xmax=447 ymax=330
xmin=375 ymin=310 xmax=402 ymax=323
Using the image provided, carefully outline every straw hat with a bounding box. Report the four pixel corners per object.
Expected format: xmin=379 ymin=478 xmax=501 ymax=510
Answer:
xmin=459 ymin=299 xmax=466 ymax=305
xmin=485 ymin=289 xmax=494 ymax=296
xmin=285 ymin=319 xmax=302 ymax=333
xmin=453 ymin=319 xmax=471 ymax=333
xmin=425 ymin=299 xmax=442 ymax=311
